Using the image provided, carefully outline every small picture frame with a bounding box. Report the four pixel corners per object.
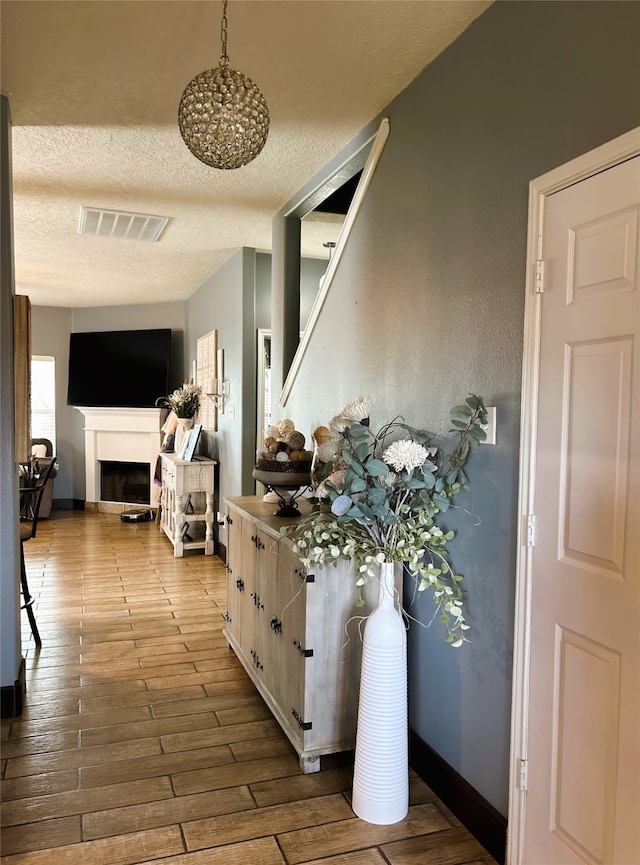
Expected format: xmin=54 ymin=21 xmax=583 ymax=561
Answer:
xmin=184 ymin=423 xmax=202 ymax=461
xmin=177 ymin=429 xmax=192 ymax=460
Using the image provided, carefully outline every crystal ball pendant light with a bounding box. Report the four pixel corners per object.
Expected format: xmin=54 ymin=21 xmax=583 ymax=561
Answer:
xmin=178 ymin=0 xmax=269 ymax=170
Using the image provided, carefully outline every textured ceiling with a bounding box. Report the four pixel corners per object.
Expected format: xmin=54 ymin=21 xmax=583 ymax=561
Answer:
xmin=1 ymin=0 xmax=491 ymax=308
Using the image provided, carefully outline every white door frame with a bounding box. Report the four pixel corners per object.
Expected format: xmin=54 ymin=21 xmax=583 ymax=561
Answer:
xmin=507 ymin=126 xmax=640 ymax=865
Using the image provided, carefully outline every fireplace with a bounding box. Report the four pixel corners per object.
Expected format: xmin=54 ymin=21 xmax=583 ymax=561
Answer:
xmin=101 ymin=461 xmax=150 ymax=505
xmin=77 ymin=408 xmax=162 ymax=511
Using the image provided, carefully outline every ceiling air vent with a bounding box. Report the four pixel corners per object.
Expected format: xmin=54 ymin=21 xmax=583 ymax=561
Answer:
xmin=79 ymin=207 xmax=169 ymax=242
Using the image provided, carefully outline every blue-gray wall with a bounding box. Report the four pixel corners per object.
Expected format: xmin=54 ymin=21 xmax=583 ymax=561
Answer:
xmin=271 ymin=0 xmax=640 ymax=814
xmin=184 ymin=248 xmax=253 ymax=505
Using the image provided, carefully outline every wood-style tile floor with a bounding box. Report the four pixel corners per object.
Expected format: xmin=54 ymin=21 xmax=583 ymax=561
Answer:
xmin=2 ymin=510 xmax=497 ymax=864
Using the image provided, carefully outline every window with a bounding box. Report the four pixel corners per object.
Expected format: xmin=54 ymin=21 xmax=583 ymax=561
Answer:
xmin=31 ymin=356 xmax=56 ymax=452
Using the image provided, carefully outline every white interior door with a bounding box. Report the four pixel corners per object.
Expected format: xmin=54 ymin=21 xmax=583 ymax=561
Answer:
xmin=515 ymin=150 xmax=639 ymax=865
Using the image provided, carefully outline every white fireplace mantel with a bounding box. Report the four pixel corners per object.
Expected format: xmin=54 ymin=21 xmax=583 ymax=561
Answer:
xmin=77 ymin=407 xmax=162 ymax=507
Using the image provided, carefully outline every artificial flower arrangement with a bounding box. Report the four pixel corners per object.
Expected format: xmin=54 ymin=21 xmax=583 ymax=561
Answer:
xmin=281 ymin=395 xmax=487 ymax=646
xmin=156 ymin=382 xmax=201 ymax=418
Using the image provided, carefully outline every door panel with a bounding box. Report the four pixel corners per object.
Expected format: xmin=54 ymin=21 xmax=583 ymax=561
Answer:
xmin=525 ymin=155 xmax=639 ymax=865
xmin=551 ymin=627 xmax=621 ymax=862
xmin=560 ymin=338 xmax=632 ymax=577
xmin=569 ymin=207 xmax=638 ymax=301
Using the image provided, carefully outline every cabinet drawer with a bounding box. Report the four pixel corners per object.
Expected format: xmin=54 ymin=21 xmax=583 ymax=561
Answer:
xmin=162 ymin=461 xmax=176 ymax=485
xmin=182 ymin=464 xmax=210 ymax=486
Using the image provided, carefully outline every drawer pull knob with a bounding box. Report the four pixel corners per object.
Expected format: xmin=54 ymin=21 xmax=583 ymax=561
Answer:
xmin=270 ymin=616 xmax=282 ymax=634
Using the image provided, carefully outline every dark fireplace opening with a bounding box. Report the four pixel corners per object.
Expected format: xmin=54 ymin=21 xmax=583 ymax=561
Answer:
xmin=100 ymin=461 xmax=150 ymax=505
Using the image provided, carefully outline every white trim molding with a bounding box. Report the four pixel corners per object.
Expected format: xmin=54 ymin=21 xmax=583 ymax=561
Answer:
xmin=280 ymin=118 xmax=389 ymax=406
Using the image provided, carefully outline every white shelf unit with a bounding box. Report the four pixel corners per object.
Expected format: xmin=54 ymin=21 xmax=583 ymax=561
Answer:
xmin=159 ymin=453 xmax=216 ymax=556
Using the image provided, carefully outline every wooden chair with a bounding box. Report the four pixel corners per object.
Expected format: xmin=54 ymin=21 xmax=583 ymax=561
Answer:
xmin=19 ymin=457 xmax=57 ymax=648
xmin=31 ymin=438 xmax=58 ymax=518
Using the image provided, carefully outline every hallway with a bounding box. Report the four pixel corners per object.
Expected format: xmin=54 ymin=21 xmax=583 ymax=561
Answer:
xmin=1 ymin=510 xmax=497 ymax=864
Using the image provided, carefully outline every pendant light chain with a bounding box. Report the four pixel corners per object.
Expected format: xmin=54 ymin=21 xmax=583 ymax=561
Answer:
xmin=178 ymin=0 xmax=270 ymax=170
xmin=219 ymin=0 xmax=229 ymax=67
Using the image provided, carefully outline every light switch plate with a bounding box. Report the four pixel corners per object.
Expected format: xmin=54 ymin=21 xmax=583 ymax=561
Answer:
xmin=480 ymin=406 xmax=496 ymax=445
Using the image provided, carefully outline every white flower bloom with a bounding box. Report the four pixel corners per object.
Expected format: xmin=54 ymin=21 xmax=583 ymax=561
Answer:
xmin=328 ymin=414 xmax=351 ymax=434
xmin=340 ymin=396 xmax=372 ymax=424
xmin=382 ymin=439 xmax=430 ymax=472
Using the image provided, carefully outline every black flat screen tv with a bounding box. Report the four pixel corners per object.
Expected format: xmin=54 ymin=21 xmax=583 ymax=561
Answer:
xmin=67 ymin=328 xmax=172 ymax=408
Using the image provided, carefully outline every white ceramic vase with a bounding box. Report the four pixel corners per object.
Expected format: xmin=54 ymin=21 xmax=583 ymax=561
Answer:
xmin=175 ymin=417 xmax=193 ymax=455
xmin=351 ymin=560 xmax=408 ymax=824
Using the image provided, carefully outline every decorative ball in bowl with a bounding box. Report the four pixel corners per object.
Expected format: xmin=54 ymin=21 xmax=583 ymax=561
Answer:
xmin=254 ymin=419 xmax=313 ymax=487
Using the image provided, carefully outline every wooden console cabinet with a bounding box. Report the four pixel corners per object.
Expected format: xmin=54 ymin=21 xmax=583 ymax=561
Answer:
xmin=223 ymin=496 xmax=374 ymax=773
xmin=159 ymin=453 xmax=216 ymax=556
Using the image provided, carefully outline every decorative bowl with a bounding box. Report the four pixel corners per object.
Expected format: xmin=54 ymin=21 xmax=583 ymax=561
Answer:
xmin=252 ymin=466 xmax=312 ymax=489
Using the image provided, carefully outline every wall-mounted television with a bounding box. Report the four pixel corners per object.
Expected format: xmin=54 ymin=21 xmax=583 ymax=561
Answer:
xmin=67 ymin=328 xmax=172 ymax=408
